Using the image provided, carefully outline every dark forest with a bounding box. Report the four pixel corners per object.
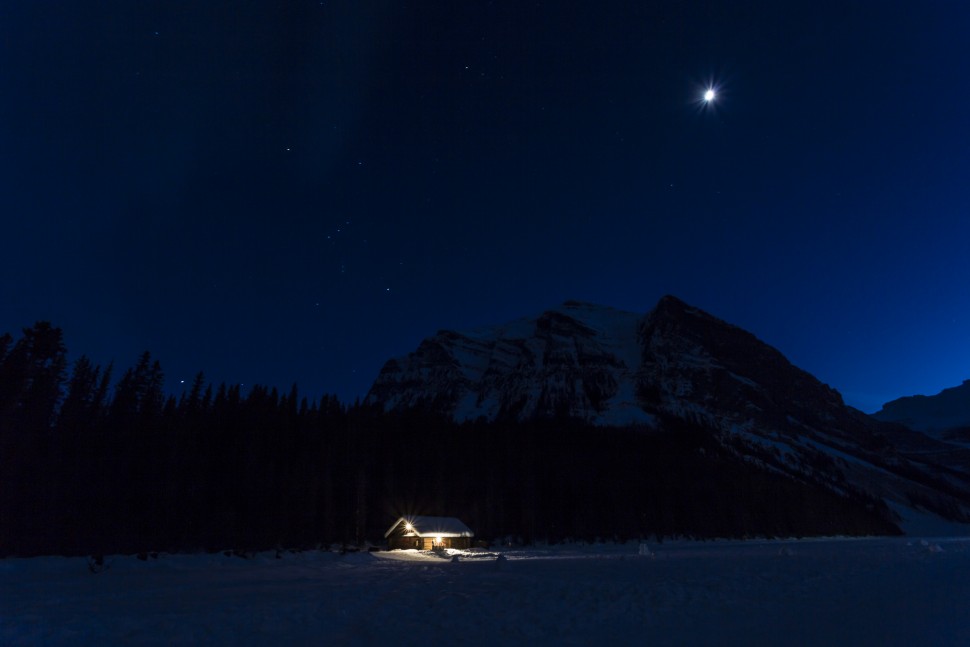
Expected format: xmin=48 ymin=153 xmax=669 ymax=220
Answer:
xmin=0 ymin=322 xmax=898 ymax=558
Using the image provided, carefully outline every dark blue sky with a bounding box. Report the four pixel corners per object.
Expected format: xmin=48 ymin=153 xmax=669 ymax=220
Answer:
xmin=3 ymin=1 xmax=969 ymax=412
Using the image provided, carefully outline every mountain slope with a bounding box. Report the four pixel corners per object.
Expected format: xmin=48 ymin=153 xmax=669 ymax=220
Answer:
xmin=366 ymin=296 xmax=970 ymax=529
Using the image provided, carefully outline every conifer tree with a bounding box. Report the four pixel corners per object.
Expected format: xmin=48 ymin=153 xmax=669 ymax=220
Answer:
xmin=109 ymin=352 xmax=161 ymax=423
xmin=58 ymin=356 xmax=103 ymax=434
xmin=0 ymin=322 xmax=67 ymax=432
xmin=181 ymin=372 xmax=206 ymax=416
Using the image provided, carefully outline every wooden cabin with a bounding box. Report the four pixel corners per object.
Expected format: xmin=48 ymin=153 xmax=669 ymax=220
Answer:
xmin=385 ymin=516 xmax=474 ymax=550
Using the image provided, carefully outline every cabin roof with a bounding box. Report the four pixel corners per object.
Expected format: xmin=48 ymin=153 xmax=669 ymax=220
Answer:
xmin=384 ymin=516 xmax=474 ymax=538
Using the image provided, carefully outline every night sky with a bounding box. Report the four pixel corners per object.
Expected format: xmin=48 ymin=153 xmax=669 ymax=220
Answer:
xmin=3 ymin=1 xmax=969 ymax=412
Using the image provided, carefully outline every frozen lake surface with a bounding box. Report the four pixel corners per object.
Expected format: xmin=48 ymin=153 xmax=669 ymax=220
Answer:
xmin=3 ymin=537 xmax=969 ymax=645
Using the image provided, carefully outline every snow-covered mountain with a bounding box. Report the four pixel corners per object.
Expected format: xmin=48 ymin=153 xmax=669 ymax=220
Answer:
xmin=367 ymin=295 xmax=970 ymax=526
xmin=873 ymin=381 xmax=970 ymax=442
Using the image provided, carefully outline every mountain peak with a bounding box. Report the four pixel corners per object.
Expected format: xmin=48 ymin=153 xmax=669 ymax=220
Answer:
xmin=656 ymin=293 xmax=689 ymax=308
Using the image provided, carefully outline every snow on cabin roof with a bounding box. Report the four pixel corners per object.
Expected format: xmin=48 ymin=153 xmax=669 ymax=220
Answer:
xmin=384 ymin=516 xmax=474 ymax=538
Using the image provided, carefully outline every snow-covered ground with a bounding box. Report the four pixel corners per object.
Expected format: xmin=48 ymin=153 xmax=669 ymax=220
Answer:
xmin=3 ymin=538 xmax=970 ymax=646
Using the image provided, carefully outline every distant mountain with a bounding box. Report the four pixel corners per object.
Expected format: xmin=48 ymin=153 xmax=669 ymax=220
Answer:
xmin=367 ymin=295 xmax=970 ymax=529
xmin=873 ymin=381 xmax=970 ymax=443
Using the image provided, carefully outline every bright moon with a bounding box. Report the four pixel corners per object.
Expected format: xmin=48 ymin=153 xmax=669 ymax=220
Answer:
xmin=704 ymin=89 xmax=716 ymax=102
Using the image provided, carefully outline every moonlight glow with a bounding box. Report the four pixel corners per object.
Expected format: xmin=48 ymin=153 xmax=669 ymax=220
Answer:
xmin=704 ymin=89 xmax=716 ymax=102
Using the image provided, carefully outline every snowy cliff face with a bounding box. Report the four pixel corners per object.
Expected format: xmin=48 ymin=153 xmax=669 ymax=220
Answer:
xmin=873 ymin=381 xmax=970 ymax=442
xmin=366 ymin=300 xmax=650 ymax=426
xmin=367 ymin=295 xmax=970 ymax=525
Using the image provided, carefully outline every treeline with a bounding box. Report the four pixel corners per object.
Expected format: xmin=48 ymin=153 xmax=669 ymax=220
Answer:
xmin=0 ymin=322 xmax=899 ymax=557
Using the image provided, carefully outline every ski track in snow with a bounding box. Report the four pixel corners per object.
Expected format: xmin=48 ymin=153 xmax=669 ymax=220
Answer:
xmin=3 ymin=538 xmax=970 ymax=646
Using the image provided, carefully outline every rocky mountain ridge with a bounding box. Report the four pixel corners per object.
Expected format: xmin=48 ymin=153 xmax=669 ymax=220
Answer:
xmin=874 ymin=380 xmax=970 ymax=443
